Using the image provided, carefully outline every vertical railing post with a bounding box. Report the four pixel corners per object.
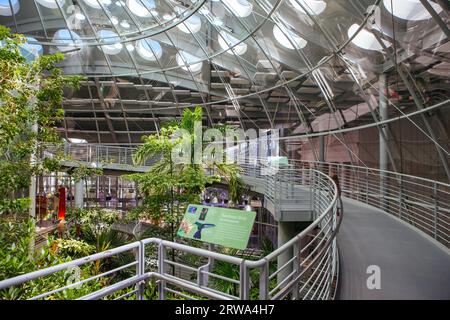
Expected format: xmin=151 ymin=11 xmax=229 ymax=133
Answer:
xmin=157 ymin=243 xmax=166 ymax=300
xmin=136 ymin=241 xmax=145 ymax=300
xmin=239 ymin=261 xmax=249 ymax=300
xmin=309 ymin=169 xmax=313 ymax=214
xmin=292 ymin=240 xmax=300 ymax=300
xmin=398 ymin=176 xmax=403 ymax=220
xmin=276 ymin=173 xmax=281 ymax=213
xmin=365 ymin=168 xmax=369 ymax=204
xmin=290 ymin=167 xmax=294 ymax=199
xmin=433 ymin=182 xmax=438 ymax=240
xmin=259 ymin=261 xmax=269 ymax=300
xmin=198 ymin=244 xmax=214 ymax=288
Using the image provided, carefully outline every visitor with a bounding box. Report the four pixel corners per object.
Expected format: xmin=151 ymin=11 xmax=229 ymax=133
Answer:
xmin=99 ymin=189 xmax=106 ymax=207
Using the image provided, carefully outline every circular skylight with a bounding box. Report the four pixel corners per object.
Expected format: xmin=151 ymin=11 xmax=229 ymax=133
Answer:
xmin=212 ymin=17 xmax=224 ymax=26
xmin=126 ymin=43 xmax=135 ymax=52
xmin=126 ymin=0 xmax=155 ymax=17
xmin=120 ymin=20 xmax=131 ymax=29
xmin=383 ymin=0 xmax=443 ymax=21
xmin=348 ymin=24 xmax=391 ymax=51
xmin=221 ymin=0 xmax=253 ymax=18
xmin=0 ymin=0 xmax=19 ymax=16
xmin=52 ymin=29 xmax=82 ymax=52
xmin=176 ymin=51 xmax=202 ymax=73
xmin=83 ymin=0 xmax=111 ymax=9
xmin=110 ymin=16 xmax=119 ymax=25
xmin=273 ymin=25 xmax=307 ymax=50
xmin=289 ymin=0 xmax=326 ymax=15
xmin=136 ymin=38 xmax=162 ymax=61
xmin=21 ymin=37 xmax=44 ymax=61
xmin=218 ymin=31 xmax=248 ymax=56
xmin=68 ymin=138 xmax=88 ymax=144
xmin=36 ymin=0 xmax=66 ymax=9
xmin=98 ymin=30 xmax=123 ymax=55
xmin=176 ymin=14 xmax=202 ymax=34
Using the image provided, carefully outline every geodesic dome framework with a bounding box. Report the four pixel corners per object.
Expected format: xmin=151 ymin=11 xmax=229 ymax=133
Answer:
xmin=0 ymin=0 xmax=449 ymax=181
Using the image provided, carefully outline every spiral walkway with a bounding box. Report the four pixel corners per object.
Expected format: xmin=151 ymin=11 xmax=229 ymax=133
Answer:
xmin=1 ymin=144 xmax=449 ymax=300
xmin=337 ymin=199 xmax=450 ymax=300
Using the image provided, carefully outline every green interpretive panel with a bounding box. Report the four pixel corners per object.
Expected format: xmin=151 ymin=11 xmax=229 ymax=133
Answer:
xmin=177 ymin=204 xmax=256 ymax=250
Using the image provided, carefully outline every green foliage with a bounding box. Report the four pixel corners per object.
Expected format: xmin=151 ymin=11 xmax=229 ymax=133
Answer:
xmin=68 ymin=164 xmax=103 ymax=183
xmin=0 ymin=26 xmax=83 ymax=215
xmin=51 ymin=238 xmax=95 ymax=259
xmin=0 ymin=217 xmax=102 ymax=299
xmin=0 ymin=207 xmax=132 ymax=299
xmin=0 ymin=197 xmax=30 ymax=215
xmin=215 ymin=163 xmax=246 ymax=203
xmin=75 ymin=207 xmax=120 ymax=227
xmin=127 ymin=107 xmax=246 ymax=242
xmin=260 ymin=236 xmax=275 ymax=257
xmin=211 ymin=259 xmax=241 ymax=296
xmin=210 ymin=248 xmax=262 ymax=298
xmin=68 ymin=207 xmax=133 ymax=280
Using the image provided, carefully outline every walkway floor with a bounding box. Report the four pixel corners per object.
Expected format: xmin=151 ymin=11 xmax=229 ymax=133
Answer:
xmin=337 ymin=199 xmax=450 ymax=300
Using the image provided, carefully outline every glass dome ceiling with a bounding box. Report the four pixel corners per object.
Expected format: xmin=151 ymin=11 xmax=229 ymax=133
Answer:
xmin=0 ymin=0 xmax=448 ymax=182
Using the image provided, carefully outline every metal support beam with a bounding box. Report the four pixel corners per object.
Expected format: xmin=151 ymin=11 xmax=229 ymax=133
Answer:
xmin=436 ymin=0 xmax=450 ymax=13
xmin=319 ymin=135 xmax=326 ymax=173
xmin=319 ymin=135 xmax=325 ymax=163
xmin=419 ymin=0 xmax=450 ymax=39
xmin=379 ymin=74 xmax=389 ymax=211
xmin=372 ymin=33 xmax=450 ymax=182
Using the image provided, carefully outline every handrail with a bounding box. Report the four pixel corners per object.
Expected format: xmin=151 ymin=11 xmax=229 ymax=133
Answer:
xmin=0 ymin=151 xmax=341 ymax=300
xmin=289 ymin=159 xmax=450 ymax=188
xmin=290 ymin=160 xmax=450 ymax=248
xmin=23 ymin=142 xmax=447 ymax=301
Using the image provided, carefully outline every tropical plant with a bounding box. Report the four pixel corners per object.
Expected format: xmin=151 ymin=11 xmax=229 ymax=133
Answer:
xmin=50 ymin=238 xmax=95 ymax=259
xmin=74 ymin=207 xmax=120 ymax=227
xmin=0 ymin=217 xmax=102 ymax=299
xmin=0 ymin=26 xmax=82 ymax=216
xmin=127 ymin=107 xmax=247 ymax=242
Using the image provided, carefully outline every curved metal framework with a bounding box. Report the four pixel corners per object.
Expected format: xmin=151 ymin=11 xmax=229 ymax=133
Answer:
xmin=1 ymin=1 xmax=448 ymax=184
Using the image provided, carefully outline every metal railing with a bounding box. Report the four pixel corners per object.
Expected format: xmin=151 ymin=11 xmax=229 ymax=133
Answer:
xmin=0 ymin=160 xmax=340 ymax=300
xmin=22 ymin=143 xmax=447 ymax=301
xmin=60 ymin=143 xmax=155 ymax=167
xmin=290 ymin=160 xmax=450 ymax=248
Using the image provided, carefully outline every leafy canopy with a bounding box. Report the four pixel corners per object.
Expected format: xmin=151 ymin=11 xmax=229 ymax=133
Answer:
xmin=0 ymin=26 xmax=83 ymax=215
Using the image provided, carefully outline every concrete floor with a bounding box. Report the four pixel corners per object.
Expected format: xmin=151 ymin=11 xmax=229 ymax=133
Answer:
xmin=337 ymin=199 xmax=450 ymax=300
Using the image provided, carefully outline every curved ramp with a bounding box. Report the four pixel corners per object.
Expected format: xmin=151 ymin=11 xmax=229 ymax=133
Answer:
xmin=337 ymin=199 xmax=450 ymax=300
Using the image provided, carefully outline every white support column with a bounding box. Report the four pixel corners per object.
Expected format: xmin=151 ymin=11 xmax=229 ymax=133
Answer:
xmin=74 ymin=180 xmax=84 ymax=208
xmin=277 ymin=221 xmax=307 ymax=285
